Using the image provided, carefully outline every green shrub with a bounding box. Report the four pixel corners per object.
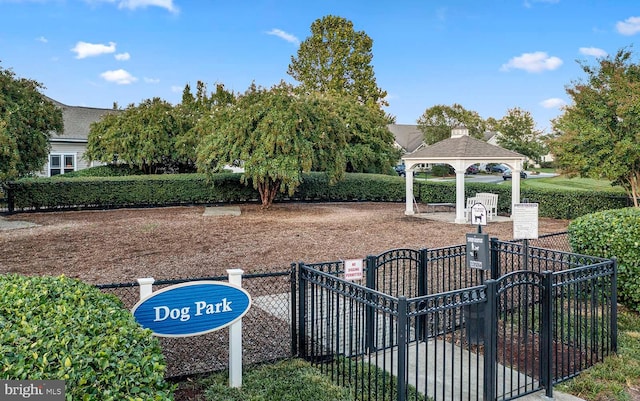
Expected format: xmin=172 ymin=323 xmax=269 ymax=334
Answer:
xmin=3 ymin=171 xmax=631 ymax=218
xmin=61 ymin=164 xmax=146 ymax=177
xmin=0 ymin=275 xmax=174 ymax=400
xmin=568 ymin=208 xmax=640 ymax=312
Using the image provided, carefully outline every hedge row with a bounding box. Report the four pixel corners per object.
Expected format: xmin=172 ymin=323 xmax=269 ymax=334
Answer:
xmin=4 ymin=173 xmax=631 ymax=219
xmin=417 ymin=181 xmax=630 ymax=219
xmin=569 ymin=207 xmax=640 ymax=312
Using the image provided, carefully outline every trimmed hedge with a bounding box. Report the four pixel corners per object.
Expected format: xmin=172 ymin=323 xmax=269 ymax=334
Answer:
xmin=568 ymin=208 xmax=640 ymax=313
xmin=5 ymin=172 xmax=631 ymax=219
xmin=417 ymin=181 xmax=630 ymax=219
xmin=0 ymin=274 xmax=174 ymax=400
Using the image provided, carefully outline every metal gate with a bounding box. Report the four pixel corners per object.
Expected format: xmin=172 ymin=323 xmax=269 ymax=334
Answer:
xmin=293 ymin=239 xmax=617 ymax=401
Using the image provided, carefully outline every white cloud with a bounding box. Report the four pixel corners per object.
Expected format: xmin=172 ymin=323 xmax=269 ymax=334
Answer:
xmin=84 ymin=0 xmax=178 ymax=13
xmin=616 ymin=16 xmax=640 ymax=36
xmin=540 ymin=98 xmax=566 ymax=109
xmin=144 ymin=77 xmax=160 ymax=84
xmin=36 ymin=36 xmax=48 ymax=43
xmin=171 ymin=85 xmax=183 ymax=93
xmin=500 ymin=51 xmax=563 ymax=73
xmin=579 ymin=47 xmax=607 ymax=57
xmin=100 ymin=69 xmax=137 ymax=85
xmin=115 ymin=52 xmax=130 ymax=60
xmin=523 ymin=0 xmax=560 ymax=8
xmin=266 ymin=29 xmax=299 ymax=45
xmin=72 ymin=41 xmax=116 ymax=59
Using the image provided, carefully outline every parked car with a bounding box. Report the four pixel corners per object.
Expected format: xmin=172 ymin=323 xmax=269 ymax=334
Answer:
xmin=488 ymin=164 xmax=509 ymax=173
xmin=465 ymin=164 xmax=479 ymax=174
xmin=394 ymin=164 xmax=406 ymax=177
xmin=502 ymin=169 xmax=527 ymax=180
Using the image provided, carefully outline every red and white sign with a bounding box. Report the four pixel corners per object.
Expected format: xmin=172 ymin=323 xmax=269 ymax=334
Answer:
xmin=344 ymin=259 xmax=364 ymax=281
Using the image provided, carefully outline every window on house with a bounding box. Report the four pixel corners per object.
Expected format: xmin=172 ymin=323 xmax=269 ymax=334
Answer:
xmin=49 ymin=154 xmax=76 ymax=176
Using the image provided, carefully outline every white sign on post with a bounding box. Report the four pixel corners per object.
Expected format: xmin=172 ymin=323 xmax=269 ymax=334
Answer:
xmin=513 ymin=203 xmax=539 ymax=239
xmin=470 ymin=203 xmax=487 ymax=226
xmin=344 ymin=259 xmax=364 ymax=281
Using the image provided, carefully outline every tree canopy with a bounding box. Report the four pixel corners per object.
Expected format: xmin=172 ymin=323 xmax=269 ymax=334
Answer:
xmin=550 ymin=48 xmax=640 ymax=206
xmin=287 ymin=15 xmax=398 ymax=172
xmin=495 ymin=107 xmax=546 ymax=164
xmin=0 ymin=65 xmax=62 ymax=182
xmin=288 ymin=15 xmax=387 ymax=109
xmin=174 ymin=81 xmax=236 ymax=171
xmin=85 ymin=97 xmax=182 ymax=174
xmin=417 ymin=104 xmax=486 ymax=145
xmin=196 ymin=82 xmax=347 ymax=208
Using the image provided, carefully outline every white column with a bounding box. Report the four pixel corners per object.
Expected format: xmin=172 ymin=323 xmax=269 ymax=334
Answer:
xmin=455 ymin=168 xmax=466 ymax=224
xmin=511 ymin=168 xmax=522 ymax=217
xmin=227 ymin=268 xmax=244 ymax=388
xmin=137 ymin=277 xmax=154 ymax=300
xmin=405 ymin=168 xmax=415 ymax=215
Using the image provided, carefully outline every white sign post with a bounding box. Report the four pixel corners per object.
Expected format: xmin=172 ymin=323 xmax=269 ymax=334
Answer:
xmin=513 ymin=203 xmax=539 ymax=240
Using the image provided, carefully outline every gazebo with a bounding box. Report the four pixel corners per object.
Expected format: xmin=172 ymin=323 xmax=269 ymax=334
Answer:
xmin=402 ymin=127 xmax=526 ymax=224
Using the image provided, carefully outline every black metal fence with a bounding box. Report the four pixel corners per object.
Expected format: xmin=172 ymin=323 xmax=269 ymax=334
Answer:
xmin=293 ymin=237 xmax=617 ymax=401
xmin=97 ymin=269 xmax=293 ymax=379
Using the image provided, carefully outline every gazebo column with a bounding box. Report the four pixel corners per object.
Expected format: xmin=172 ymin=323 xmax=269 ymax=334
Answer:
xmin=404 ymin=168 xmax=414 ymax=215
xmin=511 ymin=167 xmax=522 ymax=216
xmin=455 ymin=167 xmax=466 ymax=224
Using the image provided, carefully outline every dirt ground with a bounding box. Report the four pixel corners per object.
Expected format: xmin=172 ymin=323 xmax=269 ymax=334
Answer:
xmin=0 ymin=202 xmax=570 ymax=284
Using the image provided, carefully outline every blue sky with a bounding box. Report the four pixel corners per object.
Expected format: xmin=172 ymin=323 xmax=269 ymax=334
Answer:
xmin=1 ymin=0 xmax=639 ymax=132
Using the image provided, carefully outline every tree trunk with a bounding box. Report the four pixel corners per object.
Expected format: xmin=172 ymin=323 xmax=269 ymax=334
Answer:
xmin=257 ymin=179 xmax=281 ymax=209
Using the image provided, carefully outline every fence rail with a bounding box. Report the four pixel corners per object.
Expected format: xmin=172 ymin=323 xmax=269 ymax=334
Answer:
xmin=294 ymin=235 xmax=617 ymax=401
xmin=97 ymin=270 xmax=293 ymax=379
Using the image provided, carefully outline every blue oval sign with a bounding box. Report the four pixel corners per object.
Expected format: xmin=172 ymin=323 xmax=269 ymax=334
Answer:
xmin=131 ymin=281 xmax=252 ymax=337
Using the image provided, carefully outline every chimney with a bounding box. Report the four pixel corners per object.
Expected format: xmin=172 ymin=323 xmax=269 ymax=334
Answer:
xmin=451 ymin=126 xmax=469 ymax=138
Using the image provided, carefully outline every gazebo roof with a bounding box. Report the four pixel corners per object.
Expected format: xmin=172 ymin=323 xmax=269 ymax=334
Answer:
xmin=403 ymin=135 xmax=524 ymax=161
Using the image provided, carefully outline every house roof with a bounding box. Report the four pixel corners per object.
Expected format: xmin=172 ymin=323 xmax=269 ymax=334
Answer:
xmin=403 ymin=134 xmax=523 ymax=161
xmin=46 ymin=97 xmax=117 ymax=142
xmin=387 ymin=124 xmax=424 ymax=153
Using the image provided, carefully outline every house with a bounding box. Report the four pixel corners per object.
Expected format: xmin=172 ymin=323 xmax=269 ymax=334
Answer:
xmin=41 ymin=98 xmax=117 ymax=177
xmin=387 ymin=124 xmax=425 ymax=154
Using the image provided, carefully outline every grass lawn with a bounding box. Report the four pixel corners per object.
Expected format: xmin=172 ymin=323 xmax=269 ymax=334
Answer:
xmin=557 ymin=306 xmax=640 ymax=401
xmin=520 ymin=175 xmax=626 ymax=193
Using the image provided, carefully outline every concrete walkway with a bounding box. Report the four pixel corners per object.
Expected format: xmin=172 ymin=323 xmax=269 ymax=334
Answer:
xmin=0 ymin=216 xmax=37 ymax=230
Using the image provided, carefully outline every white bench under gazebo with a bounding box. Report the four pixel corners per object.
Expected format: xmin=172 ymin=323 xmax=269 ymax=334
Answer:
xmin=402 ymin=127 xmax=526 ymax=224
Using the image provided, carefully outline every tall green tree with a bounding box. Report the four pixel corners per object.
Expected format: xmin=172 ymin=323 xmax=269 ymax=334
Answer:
xmin=288 ymin=15 xmax=387 ymax=108
xmin=0 ymin=65 xmax=63 ymax=182
xmin=550 ymin=48 xmax=640 ymax=207
xmin=196 ymin=82 xmax=347 ymax=208
xmin=417 ymin=104 xmax=487 ymax=145
xmin=288 ymin=15 xmax=398 ymax=172
xmin=495 ymin=107 xmax=546 ymax=164
xmin=86 ymin=98 xmax=182 ymax=174
xmin=174 ymin=81 xmax=235 ymax=171
xmin=333 ymin=97 xmax=402 ymax=173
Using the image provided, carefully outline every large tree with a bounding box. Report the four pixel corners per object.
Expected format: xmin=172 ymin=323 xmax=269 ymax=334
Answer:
xmin=331 ymin=96 xmax=402 ymax=173
xmin=196 ymin=82 xmax=347 ymax=208
xmin=288 ymin=15 xmax=398 ymax=173
xmin=495 ymin=107 xmax=546 ymax=164
xmin=174 ymin=81 xmax=236 ymax=171
xmin=550 ymin=48 xmax=640 ymax=207
xmin=417 ymin=104 xmax=487 ymax=145
xmin=288 ymin=15 xmax=387 ymax=108
xmin=0 ymin=65 xmax=63 ymax=182
xmin=85 ymin=98 xmax=182 ymax=174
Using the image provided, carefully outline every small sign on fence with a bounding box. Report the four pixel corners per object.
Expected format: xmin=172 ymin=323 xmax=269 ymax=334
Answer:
xmin=344 ymin=259 xmax=364 ymax=281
